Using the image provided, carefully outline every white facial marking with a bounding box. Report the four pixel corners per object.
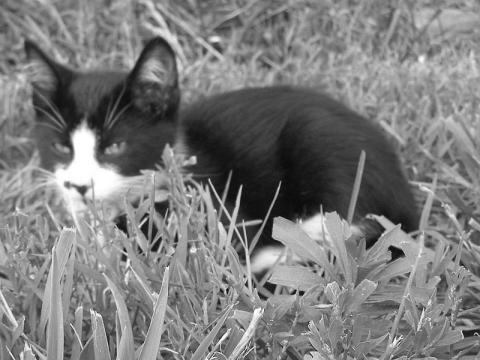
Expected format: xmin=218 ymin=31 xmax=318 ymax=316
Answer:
xmin=55 ymin=122 xmax=124 ymax=213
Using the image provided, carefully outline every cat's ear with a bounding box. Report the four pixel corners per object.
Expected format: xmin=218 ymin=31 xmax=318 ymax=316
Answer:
xmin=24 ymin=40 xmax=72 ymax=108
xmin=127 ymin=37 xmax=179 ymax=118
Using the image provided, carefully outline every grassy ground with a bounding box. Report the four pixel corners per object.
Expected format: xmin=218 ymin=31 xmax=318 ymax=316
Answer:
xmin=1 ymin=0 xmax=480 ymax=359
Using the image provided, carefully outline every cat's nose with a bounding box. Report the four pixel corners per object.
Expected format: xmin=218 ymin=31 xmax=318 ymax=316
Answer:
xmin=64 ymin=181 xmax=90 ymax=196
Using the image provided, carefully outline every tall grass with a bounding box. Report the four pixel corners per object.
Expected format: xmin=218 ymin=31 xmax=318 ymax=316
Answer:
xmin=1 ymin=0 xmax=480 ymax=358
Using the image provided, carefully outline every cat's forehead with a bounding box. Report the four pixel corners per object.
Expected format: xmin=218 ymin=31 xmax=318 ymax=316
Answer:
xmin=69 ymin=71 xmax=126 ymax=113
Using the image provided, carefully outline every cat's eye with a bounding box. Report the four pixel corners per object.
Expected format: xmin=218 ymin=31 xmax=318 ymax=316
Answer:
xmin=52 ymin=142 xmax=71 ymax=155
xmin=104 ymin=141 xmax=126 ymax=156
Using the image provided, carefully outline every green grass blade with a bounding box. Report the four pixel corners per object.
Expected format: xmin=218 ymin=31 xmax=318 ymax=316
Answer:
xmin=324 ymin=212 xmax=354 ymax=285
xmin=348 ymin=279 xmax=377 ymax=312
xmin=62 ymin=233 xmax=77 ymax=329
xmin=138 ymin=266 xmax=170 ymax=360
xmin=91 ymin=310 xmax=111 ymax=360
xmin=39 ymin=229 xmax=75 ymax=339
xmin=70 ymin=306 xmax=84 ymax=360
xmin=46 ymin=250 xmax=64 ymax=360
xmin=79 ymin=338 xmax=94 ymax=360
xmin=269 ymin=265 xmax=321 ymax=290
xmin=347 ymin=150 xmax=366 ymax=224
xmin=117 ymin=324 xmax=134 ymax=360
xmin=103 ymin=275 xmax=134 ymax=360
xmin=190 ymin=305 xmax=234 ymax=360
xmin=419 ymin=176 xmax=437 ymax=231
xmin=0 ymin=288 xmax=18 ymax=328
xmin=272 ymin=217 xmax=336 ymax=279
xmin=20 ymin=344 xmax=37 ymax=360
xmin=227 ymin=307 xmax=264 ymax=360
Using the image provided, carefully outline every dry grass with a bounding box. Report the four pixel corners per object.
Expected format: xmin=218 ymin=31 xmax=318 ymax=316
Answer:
xmin=1 ymin=0 xmax=480 ymax=359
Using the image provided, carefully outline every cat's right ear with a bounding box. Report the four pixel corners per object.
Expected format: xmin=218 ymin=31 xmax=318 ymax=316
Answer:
xmin=24 ymin=40 xmax=71 ymax=107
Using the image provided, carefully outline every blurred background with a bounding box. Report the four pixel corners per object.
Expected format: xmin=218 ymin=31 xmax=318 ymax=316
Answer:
xmin=2 ymin=0 xmax=480 ymax=238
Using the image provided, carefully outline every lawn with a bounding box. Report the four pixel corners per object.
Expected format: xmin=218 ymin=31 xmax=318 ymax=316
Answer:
xmin=1 ymin=0 xmax=480 ymax=359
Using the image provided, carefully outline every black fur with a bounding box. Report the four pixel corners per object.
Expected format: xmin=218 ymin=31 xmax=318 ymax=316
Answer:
xmin=182 ymin=87 xmax=417 ymax=242
xmin=25 ymin=37 xmax=418 ymax=242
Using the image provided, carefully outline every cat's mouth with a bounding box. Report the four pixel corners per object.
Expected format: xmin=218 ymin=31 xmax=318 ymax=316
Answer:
xmin=59 ymin=172 xmax=170 ymax=220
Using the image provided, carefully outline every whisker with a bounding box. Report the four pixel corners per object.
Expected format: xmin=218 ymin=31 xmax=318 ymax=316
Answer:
xmin=104 ymin=95 xmax=115 ymax=130
xmin=42 ymin=94 xmax=66 ymax=128
xmin=33 ymin=104 xmax=67 ymax=133
xmin=24 ymin=180 xmax=58 ymax=195
xmin=32 ymin=166 xmax=56 ymax=177
xmin=34 ymin=106 xmax=63 ymax=128
xmin=191 ymin=173 xmax=222 ymax=179
xmin=36 ymin=120 xmax=63 ymax=133
xmin=105 ymin=103 xmax=130 ymax=131
xmin=32 ymin=171 xmax=57 ymax=183
xmin=34 ymin=177 xmax=57 ymax=186
xmin=33 ymin=179 xmax=57 ymax=188
xmin=33 ymin=91 xmax=67 ymax=128
xmin=34 ymin=180 xmax=57 ymax=188
xmin=34 ymin=172 xmax=55 ymax=180
xmin=104 ymin=86 xmax=127 ymax=130
xmin=118 ymin=180 xmax=148 ymax=191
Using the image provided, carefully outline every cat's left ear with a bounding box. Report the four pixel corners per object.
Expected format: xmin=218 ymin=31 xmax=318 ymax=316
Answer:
xmin=24 ymin=40 xmax=72 ymax=108
xmin=128 ymin=37 xmax=179 ymax=118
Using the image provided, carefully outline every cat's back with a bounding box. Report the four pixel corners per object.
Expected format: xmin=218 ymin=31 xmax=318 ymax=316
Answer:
xmin=180 ymin=86 xmax=389 ymax=161
xmin=180 ymin=86 xmax=417 ymax=233
xmin=181 ymin=85 xmax=357 ymax=129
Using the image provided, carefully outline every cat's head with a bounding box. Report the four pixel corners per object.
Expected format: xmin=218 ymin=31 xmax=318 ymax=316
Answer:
xmin=25 ymin=37 xmax=180 ymax=214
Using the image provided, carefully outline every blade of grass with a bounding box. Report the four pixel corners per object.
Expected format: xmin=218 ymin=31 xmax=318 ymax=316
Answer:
xmin=272 ymin=217 xmax=336 ymax=279
xmin=91 ymin=310 xmax=111 ymax=360
xmin=249 ymin=182 xmax=281 ymax=252
xmin=138 ymin=266 xmax=170 ymax=360
xmin=227 ymin=308 xmax=264 ymax=360
xmin=21 ymin=344 xmax=37 ymax=360
xmin=70 ymin=306 xmax=84 ymax=360
xmin=104 ymin=275 xmax=134 ymax=360
xmin=347 ymin=150 xmax=365 ymax=224
xmin=325 ymin=212 xmax=354 ymax=285
xmin=39 ymin=229 xmax=75 ymax=339
xmin=387 ymin=234 xmax=425 ymax=348
xmin=419 ymin=176 xmax=437 ymax=231
xmin=190 ymin=305 xmax=234 ymax=360
xmin=46 ymin=250 xmax=63 ymax=360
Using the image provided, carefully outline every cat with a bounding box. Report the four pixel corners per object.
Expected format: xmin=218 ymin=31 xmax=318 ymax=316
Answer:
xmin=25 ymin=37 xmax=418 ymax=269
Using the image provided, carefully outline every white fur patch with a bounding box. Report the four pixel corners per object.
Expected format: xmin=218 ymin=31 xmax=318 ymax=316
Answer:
xmin=250 ymin=213 xmax=362 ymax=274
xmin=299 ymin=213 xmax=362 ymax=245
xmin=250 ymin=246 xmax=288 ymax=274
xmin=55 ymin=122 xmax=124 ymax=214
xmin=300 ymin=213 xmax=331 ymax=243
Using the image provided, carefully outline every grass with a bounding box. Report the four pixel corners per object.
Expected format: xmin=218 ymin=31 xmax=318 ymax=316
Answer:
xmin=1 ymin=0 xmax=480 ymax=358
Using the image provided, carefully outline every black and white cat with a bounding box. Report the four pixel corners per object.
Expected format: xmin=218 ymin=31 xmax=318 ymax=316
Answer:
xmin=25 ymin=37 xmax=417 ymax=265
